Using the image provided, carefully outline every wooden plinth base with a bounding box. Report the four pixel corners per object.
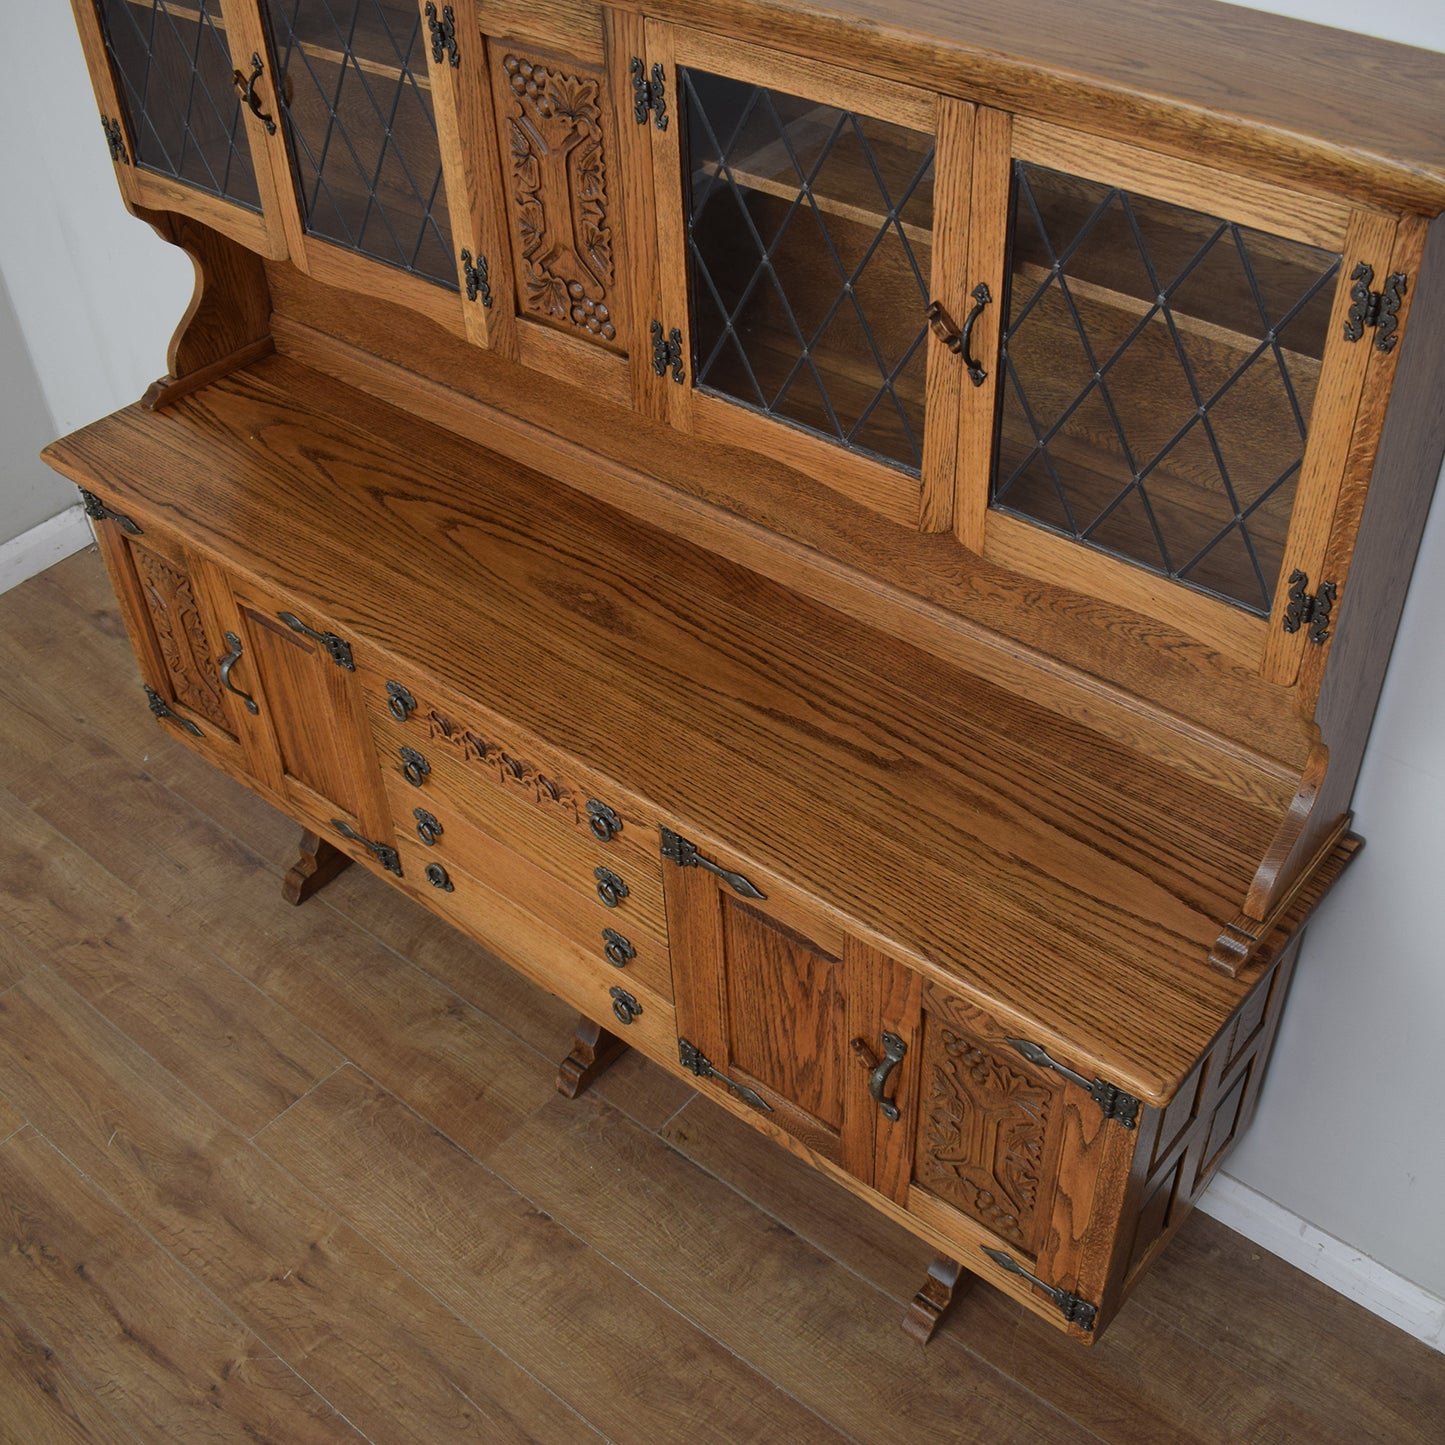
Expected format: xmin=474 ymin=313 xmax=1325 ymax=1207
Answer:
xmin=282 ymin=830 xmax=353 ymax=905
xmin=902 ymin=1254 xmax=972 ymax=1345
xmin=556 ymin=1015 xmax=628 ymax=1098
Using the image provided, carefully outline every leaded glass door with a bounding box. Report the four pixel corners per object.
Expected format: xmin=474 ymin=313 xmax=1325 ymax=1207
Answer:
xmin=79 ymin=0 xmax=293 ymax=257
xmin=247 ymin=0 xmax=490 ymax=336
xmin=646 ymin=25 xmax=975 ymax=532
xmin=960 ymin=115 xmax=1403 ymax=679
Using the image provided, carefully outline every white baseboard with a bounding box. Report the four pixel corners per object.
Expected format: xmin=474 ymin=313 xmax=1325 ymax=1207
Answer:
xmin=0 ymin=505 xmax=94 ymax=594
xmin=1199 ymin=1172 xmax=1445 ymax=1352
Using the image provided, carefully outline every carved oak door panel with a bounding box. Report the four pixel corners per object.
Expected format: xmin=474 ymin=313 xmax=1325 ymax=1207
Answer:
xmin=472 ymin=2 xmax=640 ymax=405
xmin=86 ymin=498 xmax=249 ymax=773
xmin=664 ymin=837 xmax=920 ymax=1188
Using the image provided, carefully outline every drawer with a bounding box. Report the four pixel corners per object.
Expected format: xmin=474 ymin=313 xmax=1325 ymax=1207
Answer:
xmin=363 ymin=666 xmax=666 ymax=920
xmin=396 ymin=836 xmax=677 ymax=1057
xmin=389 ymin=790 xmax=671 ymax=1000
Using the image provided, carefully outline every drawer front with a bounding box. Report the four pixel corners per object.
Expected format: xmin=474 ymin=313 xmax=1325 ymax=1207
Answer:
xmin=396 ymin=836 xmax=677 ymax=1058
xmin=363 ymin=666 xmax=666 ymax=923
xmin=386 ymin=769 xmax=671 ymax=999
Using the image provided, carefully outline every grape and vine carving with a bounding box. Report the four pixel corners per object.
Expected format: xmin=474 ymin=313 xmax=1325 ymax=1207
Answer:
xmin=915 ymin=1027 xmax=1053 ymax=1251
xmin=133 ymin=546 xmax=228 ymax=729
xmin=502 ymin=54 xmax=617 ymax=345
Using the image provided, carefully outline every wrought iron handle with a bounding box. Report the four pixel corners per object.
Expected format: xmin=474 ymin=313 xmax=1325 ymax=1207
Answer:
xmin=587 ymin=799 xmax=623 ymax=842
xmin=602 ymin=928 xmax=636 ymax=968
xmin=233 ymin=53 xmax=277 ymax=135
xmin=386 ymin=681 xmax=417 ymax=722
xmin=927 ymin=284 xmax=991 ymax=387
xmin=609 ymin=986 xmax=643 ymax=1025
xmin=399 ymin=746 xmax=430 ymax=787
xmin=218 ymin=631 xmax=260 ymax=715
xmin=852 ymin=1031 xmax=906 ymax=1122
xmin=424 ymin=862 xmax=454 ymax=891
xmin=414 ymin=808 xmax=443 ymax=846
xmin=331 ymin=819 xmax=403 ymax=876
xmin=595 ymin=866 xmax=630 ymax=908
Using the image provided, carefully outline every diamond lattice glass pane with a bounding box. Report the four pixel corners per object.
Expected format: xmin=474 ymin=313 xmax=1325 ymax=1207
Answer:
xmin=268 ymin=0 xmax=455 ymax=288
xmin=993 ymin=162 xmax=1342 ymax=614
xmin=681 ymin=68 xmax=935 ymax=475
xmin=96 ymin=0 xmax=262 ymax=210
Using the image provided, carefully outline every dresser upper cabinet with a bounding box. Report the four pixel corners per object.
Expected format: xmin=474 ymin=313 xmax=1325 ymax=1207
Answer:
xmin=73 ymin=2 xmax=1424 ymax=686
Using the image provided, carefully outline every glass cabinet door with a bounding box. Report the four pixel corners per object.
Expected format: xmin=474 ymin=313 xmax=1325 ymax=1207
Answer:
xmin=83 ymin=0 xmax=292 ymax=256
xmin=646 ymin=25 xmax=970 ymax=532
xmin=961 ymin=116 xmax=1399 ymax=674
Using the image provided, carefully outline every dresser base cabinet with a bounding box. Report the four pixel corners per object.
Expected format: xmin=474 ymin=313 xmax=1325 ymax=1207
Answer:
xmin=49 ymin=0 xmax=1445 ymax=1349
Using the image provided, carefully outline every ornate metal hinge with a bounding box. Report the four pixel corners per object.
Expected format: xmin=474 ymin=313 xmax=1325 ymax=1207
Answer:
xmin=981 ymin=1248 xmax=1097 ymax=1332
xmin=79 ymin=488 xmax=142 ymax=535
xmin=1006 ymin=1038 xmax=1141 ymax=1128
xmin=461 ymin=249 xmax=492 ymax=307
xmin=331 ymin=819 xmax=403 ymax=876
xmin=425 ymin=3 xmax=460 ymax=67
xmin=277 ymin=612 xmax=354 ymax=670
xmin=659 ymin=827 xmax=765 ymax=899
xmin=1343 ymin=263 xmax=1407 ymax=353
xmin=651 ymin=321 xmax=685 ymax=383
xmin=678 ymin=1038 xmax=773 ymax=1113
xmin=101 ymin=115 xmax=129 ymax=164
xmin=144 ymin=685 xmax=202 ymax=737
xmin=630 ymin=57 xmax=668 ymax=129
xmin=1281 ymin=569 xmax=1337 ymax=646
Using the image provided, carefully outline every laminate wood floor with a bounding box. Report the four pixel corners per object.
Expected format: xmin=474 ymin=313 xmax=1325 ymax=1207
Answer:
xmin=1 ymin=547 xmax=1441 ymax=1444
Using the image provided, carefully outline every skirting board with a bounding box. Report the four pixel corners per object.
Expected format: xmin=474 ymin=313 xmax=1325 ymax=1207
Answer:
xmin=0 ymin=504 xmax=93 ymax=594
xmin=1200 ymin=1172 xmax=1445 ymax=1352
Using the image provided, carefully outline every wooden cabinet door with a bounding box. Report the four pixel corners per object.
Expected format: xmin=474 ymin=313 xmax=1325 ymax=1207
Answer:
xmin=664 ymin=833 xmax=920 ymax=1188
xmin=87 ymin=497 xmax=251 ymax=772
xmin=199 ymin=570 xmax=390 ymax=849
xmin=71 ymin=0 xmax=292 ymax=257
xmin=641 ymin=23 xmax=973 ymax=534
xmin=956 ymin=111 xmax=1413 ymax=682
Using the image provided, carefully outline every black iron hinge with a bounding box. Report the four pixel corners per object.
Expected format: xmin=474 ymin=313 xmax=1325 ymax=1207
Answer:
xmin=679 ymin=1038 xmax=773 ymax=1113
xmin=461 ymin=249 xmax=492 ymax=307
xmin=101 ymin=115 xmax=129 ymax=165
xmin=277 ymin=612 xmax=354 ymax=670
xmin=426 ymin=3 xmax=460 ymax=67
xmin=982 ymin=1248 xmax=1097 ymax=1332
xmin=331 ymin=819 xmax=403 ymax=876
xmin=630 ymin=57 xmax=668 ymax=129
xmin=79 ymin=488 xmax=142 ymax=535
xmin=1343 ymin=262 xmax=1407 ymax=353
xmin=144 ymin=685 xmax=202 ymax=738
xmin=651 ymin=321 xmax=685 ymax=384
xmin=1006 ymin=1038 xmax=1141 ymax=1128
xmin=660 ymin=827 xmax=764 ymax=899
xmin=1281 ymin=569 xmax=1336 ymax=646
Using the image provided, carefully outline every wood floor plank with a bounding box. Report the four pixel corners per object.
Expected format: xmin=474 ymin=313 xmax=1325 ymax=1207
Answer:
xmin=0 ymin=782 xmax=342 ymax=1139
xmin=0 ymin=1090 xmax=24 ymax=1145
xmin=259 ymin=1065 xmax=851 ymax=1444
xmin=0 ymin=1293 xmax=135 ymax=1445
xmin=488 ymin=1090 xmax=1105 ymax=1445
xmin=0 ymin=1126 xmax=362 ymax=1443
xmin=0 ymin=968 xmax=603 ymax=1444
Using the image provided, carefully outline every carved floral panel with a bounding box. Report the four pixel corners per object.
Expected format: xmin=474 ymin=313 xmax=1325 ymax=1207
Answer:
xmin=425 ymin=708 xmax=583 ymax=824
xmin=493 ymin=50 xmax=620 ymax=349
xmin=132 ymin=543 xmax=229 ymax=729
xmin=913 ymin=1014 xmax=1061 ymax=1256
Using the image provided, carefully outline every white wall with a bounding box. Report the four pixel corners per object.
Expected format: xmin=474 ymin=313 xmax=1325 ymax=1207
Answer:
xmin=0 ymin=274 xmax=69 ymax=545
xmin=1 ymin=0 xmax=1442 ymax=1323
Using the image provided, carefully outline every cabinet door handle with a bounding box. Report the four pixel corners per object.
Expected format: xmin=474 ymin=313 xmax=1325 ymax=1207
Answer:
xmin=927 ymin=284 xmax=991 ymax=387
xmin=852 ymin=1031 xmax=907 ymax=1122
xmin=233 ymin=52 xmax=277 ymax=134
xmin=219 ymin=632 xmax=260 ymax=714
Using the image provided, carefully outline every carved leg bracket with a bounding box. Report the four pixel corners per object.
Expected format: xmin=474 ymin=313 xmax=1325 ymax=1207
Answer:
xmin=282 ymin=830 xmax=353 ymax=905
xmin=556 ymin=1014 xmax=628 ymax=1098
xmin=902 ymin=1254 xmax=972 ymax=1345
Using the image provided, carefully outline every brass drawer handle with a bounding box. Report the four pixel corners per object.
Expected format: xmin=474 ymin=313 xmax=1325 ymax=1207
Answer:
xmin=400 ymin=746 xmax=430 ymax=787
xmin=414 ymin=808 xmax=443 ymax=846
xmin=386 ymin=680 xmax=417 ymax=721
xmin=424 ymin=862 xmax=454 ymax=892
xmin=587 ymin=799 xmax=623 ymax=842
xmin=609 ymin=986 xmax=642 ymax=1025
xmin=602 ymin=928 xmax=635 ymax=968
xmin=852 ymin=1031 xmax=907 ymax=1122
xmin=218 ymin=632 xmax=260 ymax=715
xmin=594 ymin=866 xmax=629 ymax=908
